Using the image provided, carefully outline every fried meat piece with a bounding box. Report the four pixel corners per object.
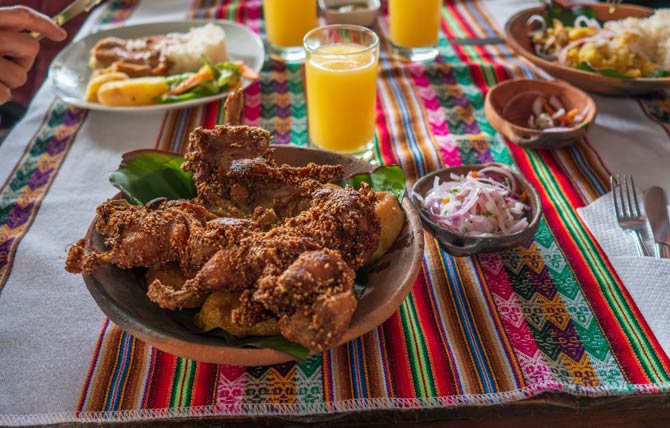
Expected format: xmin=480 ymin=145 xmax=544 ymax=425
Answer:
xmin=224 ymin=88 xmax=245 ymax=125
xmin=183 ymin=125 xmax=344 ymax=218
xmin=252 ymin=249 xmax=357 ymax=352
xmin=65 ymin=199 xmax=204 ymax=274
xmin=146 ymin=183 xmax=379 ymax=337
xmin=65 ymin=200 xmax=252 ymax=276
xmin=90 ymin=36 xmax=170 ymax=74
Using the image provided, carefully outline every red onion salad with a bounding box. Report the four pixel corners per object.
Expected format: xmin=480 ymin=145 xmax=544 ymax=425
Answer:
xmin=417 ymin=166 xmax=531 ymax=237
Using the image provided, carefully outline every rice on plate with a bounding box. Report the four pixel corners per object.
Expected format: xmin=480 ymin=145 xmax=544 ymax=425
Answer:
xmin=165 ymin=23 xmax=229 ymax=74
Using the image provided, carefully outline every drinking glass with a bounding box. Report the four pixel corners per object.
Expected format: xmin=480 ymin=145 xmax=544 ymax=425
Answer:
xmin=389 ymin=0 xmax=441 ymax=62
xmin=263 ymin=0 xmax=317 ymax=62
xmin=304 ymin=25 xmax=380 ymax=160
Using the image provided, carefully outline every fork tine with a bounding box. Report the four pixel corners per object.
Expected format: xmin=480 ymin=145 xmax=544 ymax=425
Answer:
xmin=611 ymin=176 xmax=621 ymax=218
xmin=629 ymin=175 xmax=642 ymax=217
xmin=618 ymin=174 xmax=629 ymax=218
xmin=624 ymin=174 xmax=635 ymax=218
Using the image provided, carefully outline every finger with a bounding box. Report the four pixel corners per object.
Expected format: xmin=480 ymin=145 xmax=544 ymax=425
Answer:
xmin=0 ymin=6 xmax=67 ymax=42
xmin=0 ymin=31 xmax=40 ymax=69
xmin=0 ymin=83 xmax=11 ymax=105
xmin=0 ymin=57 xmax=29 ymax=89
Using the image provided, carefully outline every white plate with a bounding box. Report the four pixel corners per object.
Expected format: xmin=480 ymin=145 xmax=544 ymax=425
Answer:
xmin=49 ymin=20 xmax=265 ymax=112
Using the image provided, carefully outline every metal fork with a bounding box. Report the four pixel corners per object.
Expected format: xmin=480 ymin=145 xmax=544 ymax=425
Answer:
xmin=611 ymin=175 xmax=650 ymax=257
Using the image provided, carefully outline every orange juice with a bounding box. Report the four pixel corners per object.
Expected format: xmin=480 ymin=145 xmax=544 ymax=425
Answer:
xmin=389 ymin=0 xmax=442 ymax=48
xmin=263 ymin=0 xmax=317 ymax=47
xmin=306 ymin=44 xmax=378 ymax=153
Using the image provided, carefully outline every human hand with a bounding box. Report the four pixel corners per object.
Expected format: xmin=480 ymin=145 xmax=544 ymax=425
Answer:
xmin=0 ymin=6 xmax=67 ymax=104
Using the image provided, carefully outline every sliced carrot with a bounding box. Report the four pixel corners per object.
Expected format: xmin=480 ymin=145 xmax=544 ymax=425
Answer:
xmin=540 ymin=97 xmax=556 ymax=115
xmin=555 ymin=108 xmax=580 ymax=126
xmin=518 ymin=191 xmax=528 ymax=202
xmin=168 ymin=68 xmax=214 ymax=95
xmin=234 ymin=60 xmax=260 ymax=81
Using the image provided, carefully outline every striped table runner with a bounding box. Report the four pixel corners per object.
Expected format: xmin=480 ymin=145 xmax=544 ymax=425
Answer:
xmin=2 ymin=0 xmax=670 ymax=423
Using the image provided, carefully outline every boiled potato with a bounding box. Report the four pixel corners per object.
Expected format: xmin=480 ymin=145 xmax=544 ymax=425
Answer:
xmin=194 ymin=290 xmax=280 ymax=337
xmin=97 ymin=76 xmax=168 ymax=106
xmin=145 ymin=263 xmax=205 ymax=308
xmin=84 ymin=72 xmax=129 ymax=102
xmin=366 ymin=191 xmax=405 ymax=265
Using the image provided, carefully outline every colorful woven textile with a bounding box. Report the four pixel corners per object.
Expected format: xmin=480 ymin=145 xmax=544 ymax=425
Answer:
xmin=2 ymin=0 xmax=670 ymax=423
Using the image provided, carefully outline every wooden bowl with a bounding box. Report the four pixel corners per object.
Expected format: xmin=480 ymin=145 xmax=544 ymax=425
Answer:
xmin=319 ymin=0 xmax=380 ymax=27
xmin=484 ymin=78 xmax=596 ymax=149
xmin=505 ymin=3 xmax=670 ymax=96
xmin=82 ymin=146 xmax=424 ymax=366
xmin=410 ymin=163 xmax=542 ymax=257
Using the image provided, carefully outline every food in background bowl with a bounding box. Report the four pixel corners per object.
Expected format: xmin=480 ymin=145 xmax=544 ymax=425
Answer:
xmin=411 ymin=163 xmax=542 ymax=256
xmin=85 ymin=24 xmax=258 ymax=106
xmin=415 ymin=166 xmax=530 ymax=237
xmin=524 ymin=94 xmax=590 ymax=131
xmin=528 ymin=7 xmax=670 ymax=78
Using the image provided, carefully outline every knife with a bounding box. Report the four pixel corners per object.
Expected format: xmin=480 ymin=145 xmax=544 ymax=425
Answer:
xmin=644 ymin=186 xmax=670 ymax=258
xmin=31 ymin=0 xmax=105 ymax=39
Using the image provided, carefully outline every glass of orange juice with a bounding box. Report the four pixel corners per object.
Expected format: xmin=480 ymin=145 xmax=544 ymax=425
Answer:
xmin=389 ymin=0 xmax=441 ymax=62
xmin=304 ymin=25 xmax=379 ymax=160
xmin=263 ymin=0 xmax=317 ymax=62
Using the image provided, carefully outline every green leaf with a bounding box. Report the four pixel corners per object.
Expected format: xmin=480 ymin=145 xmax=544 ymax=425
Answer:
xmin=546 ymin=4 xmax=598 ymax=27
xmin=109 ymin=150 xmax=196 ymax=205
xmin=200 ymin=54 xmax=221 ymax=80
xmin=333 ymin=165 xmax=407 ymax=201
xmin=646 ymin=70 xmax=670 ymax=78
xmin=575 ymin=62 xmax=631 ymax=79
xmin=166 ymin=72 xmax=194 ymax=88
xmin=354 ymin=269 xmax=369 ymax=298
xmin=169 ymin=308 xmax=310 ymax=361
xmin=158 ymin=80 xmax=221 ymax=103
xmin=216 ymin=62 xmax=242 ymax=90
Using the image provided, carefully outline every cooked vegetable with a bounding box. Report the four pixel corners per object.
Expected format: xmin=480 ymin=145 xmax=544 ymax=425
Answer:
xmin=528 ymin=6 xmax=670 ymax=78
xmin=97 ymin=76 xmax=169 ymax=106
xmin=526 ymin=95 xmax=587 ymax=131
xmin=167 ymin=67 xmax=214 ymax=95
xmin=84 ymin=72 xmax=129 ymax=102
xmin=366 ymin=191 xmax=405 ymax=264
xmin=195 ymin=290 xmax=280 ymax=337
xmin=157 ymin=60 xmax=243 ymax=103
xmin=234 ymin=60 xmax=259 ymax=81
xmin=416 ymin=167 xmax=530 ymax=237
xmin=145 ymin=263 xmax=205 ymax=308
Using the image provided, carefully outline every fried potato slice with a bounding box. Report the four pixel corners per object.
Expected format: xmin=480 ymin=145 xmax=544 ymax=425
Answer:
xmin=366 ymin=191 xmax=405 ymax=265
xmin=194 ymin=290 xmax=280 ymax=337
xmin=97 ymin=76 xmax=168 ymax=106
xmin=145 ymin=263 xmax=206 ymax=308
xmin=84 ymin=71 xmax=129 ymax=102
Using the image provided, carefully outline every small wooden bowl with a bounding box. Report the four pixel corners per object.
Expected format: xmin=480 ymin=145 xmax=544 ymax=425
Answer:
xmin=484 ymin=78 xmax=596 ymax=149
xmin=319 ymin=0 xmax=380 ymax=27
xmin=505 ymin=3 xmax=670 ymax=96
xmin=410 ymin=163 xmax=542 ymax=257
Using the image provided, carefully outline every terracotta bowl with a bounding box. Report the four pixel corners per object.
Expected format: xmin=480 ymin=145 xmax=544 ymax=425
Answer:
xmin=410 ymin=163 xmax=542 ymax=257
xmin=82 ymin=146 xmax=424 ymax=366
xmin=484 ymin=78 xmax=596 ymax=149
xmin=505 ymin=3 xmax=670 ymax=96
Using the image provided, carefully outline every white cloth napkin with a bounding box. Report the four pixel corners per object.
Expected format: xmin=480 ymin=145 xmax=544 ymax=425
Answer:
xmin=578 ymin=192 xmax=670 ymax=359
